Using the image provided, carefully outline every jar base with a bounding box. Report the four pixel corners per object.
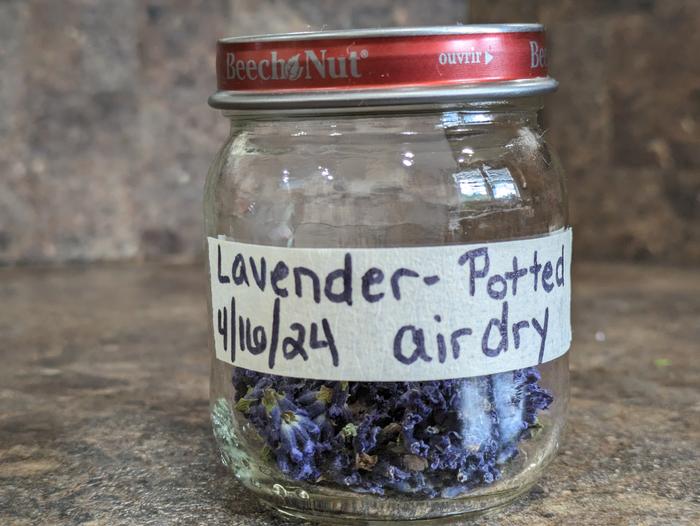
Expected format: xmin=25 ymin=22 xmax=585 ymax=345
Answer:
xmin=261 ymin=482 xmax=536 ymax=525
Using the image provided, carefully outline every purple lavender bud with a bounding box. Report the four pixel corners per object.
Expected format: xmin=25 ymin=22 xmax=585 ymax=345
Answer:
xmin=354 ymin=411 xmax=382 ymax=453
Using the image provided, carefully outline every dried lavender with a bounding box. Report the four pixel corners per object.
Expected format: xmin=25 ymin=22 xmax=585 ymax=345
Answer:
xmin=232 ymin=367 xmax=552 ymax=498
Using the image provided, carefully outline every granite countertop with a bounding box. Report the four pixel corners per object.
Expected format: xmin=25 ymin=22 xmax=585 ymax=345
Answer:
xmin=0 ymin=262 xmax=698 ymax=525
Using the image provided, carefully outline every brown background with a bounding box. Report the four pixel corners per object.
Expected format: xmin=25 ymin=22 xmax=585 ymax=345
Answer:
xmin=1 ymin=0 xmax=698 ymax=266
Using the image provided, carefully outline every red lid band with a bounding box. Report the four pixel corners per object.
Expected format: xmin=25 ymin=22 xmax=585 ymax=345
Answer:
xmin=216 ymin=31 xmax=548 ymax=92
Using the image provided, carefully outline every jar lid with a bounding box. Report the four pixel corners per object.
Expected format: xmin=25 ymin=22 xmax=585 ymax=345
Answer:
xmin=209 ymin=25 xmax=557 ymax=110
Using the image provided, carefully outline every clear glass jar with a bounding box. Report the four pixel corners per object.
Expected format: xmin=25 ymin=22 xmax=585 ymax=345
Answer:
xmin=204 ymin=27 xmax=570 ymax=524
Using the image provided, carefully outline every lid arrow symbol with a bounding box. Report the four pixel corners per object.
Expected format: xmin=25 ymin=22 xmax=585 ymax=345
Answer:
xmin=484 ymin=50 xmax=494 ymax=65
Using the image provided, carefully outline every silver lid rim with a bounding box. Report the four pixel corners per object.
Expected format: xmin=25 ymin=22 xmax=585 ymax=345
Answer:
xmin=218 ymin=24 xmax=544 ymax=44
xmin=209 ymin=78 xmax=558 ymax=110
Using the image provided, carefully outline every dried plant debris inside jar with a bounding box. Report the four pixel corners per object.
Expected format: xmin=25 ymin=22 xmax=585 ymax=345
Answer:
xmin=232 ymin=367 xmax=552 ymax=498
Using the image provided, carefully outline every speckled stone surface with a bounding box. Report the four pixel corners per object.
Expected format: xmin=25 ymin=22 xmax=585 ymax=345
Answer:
xmin=0 ymin=262 xmax=698 ymax=525
xmin=1 ymin=0 xmax=699 ymax=265
xmin=0 ymin=0 xmax=467 ymax=265
xmin=470 ymin=0 xmax=700 ymax=263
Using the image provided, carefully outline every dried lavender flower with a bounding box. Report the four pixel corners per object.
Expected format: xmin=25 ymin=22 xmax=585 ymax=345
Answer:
xmin=231 ymin=367 xmax=552 ymax=497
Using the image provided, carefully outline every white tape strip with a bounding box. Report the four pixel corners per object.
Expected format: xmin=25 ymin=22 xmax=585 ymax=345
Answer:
xmin=208 ymin=229 xmax=571 ymax=381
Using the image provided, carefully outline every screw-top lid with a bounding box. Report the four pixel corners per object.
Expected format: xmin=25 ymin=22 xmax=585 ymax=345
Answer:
xmin=209 ymin=25 xmax=556 ymax=110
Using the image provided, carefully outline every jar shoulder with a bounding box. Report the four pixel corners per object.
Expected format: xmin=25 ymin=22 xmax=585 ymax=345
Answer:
xmin=205 ymin=117 xmax=568 ymax=247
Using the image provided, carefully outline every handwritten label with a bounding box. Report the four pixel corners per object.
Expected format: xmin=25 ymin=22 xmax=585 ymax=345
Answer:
xmin=208 ymin=230 xmax=572 ymax=381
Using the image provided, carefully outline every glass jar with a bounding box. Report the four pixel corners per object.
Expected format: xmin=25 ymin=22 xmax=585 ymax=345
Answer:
xmin=205 ymin=26 xmax=570 ymax=523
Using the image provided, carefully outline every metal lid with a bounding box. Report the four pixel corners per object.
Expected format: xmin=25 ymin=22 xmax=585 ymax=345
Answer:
xmin=209 ymin=25 xmax=556 ymax=110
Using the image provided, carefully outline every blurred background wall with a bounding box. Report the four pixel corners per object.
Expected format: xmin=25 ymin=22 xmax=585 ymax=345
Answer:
xmin=0 ymin=0 xmax=698 ymax=266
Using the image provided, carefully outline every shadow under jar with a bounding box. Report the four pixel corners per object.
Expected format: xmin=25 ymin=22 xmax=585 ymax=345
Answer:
xmin=205 ymin=26 xmax=571 ymax=524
